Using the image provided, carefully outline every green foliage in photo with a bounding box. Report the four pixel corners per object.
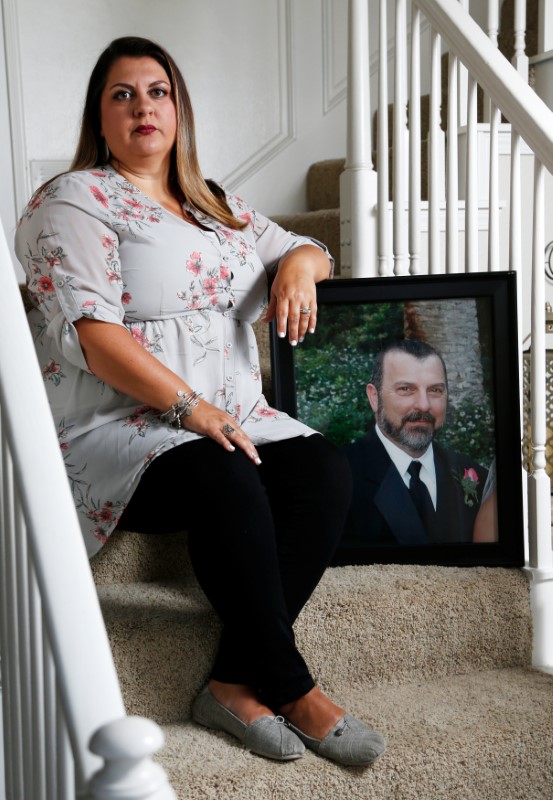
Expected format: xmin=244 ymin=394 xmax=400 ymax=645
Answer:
xmin=294 ymin=300 xmax=495 ymax=468
xmin=295 ymin=301 xmax=403 ymax=446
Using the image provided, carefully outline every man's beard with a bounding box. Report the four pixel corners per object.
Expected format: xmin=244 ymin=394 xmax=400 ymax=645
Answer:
xmin=377 ymin=409 xmax=437 ymax=453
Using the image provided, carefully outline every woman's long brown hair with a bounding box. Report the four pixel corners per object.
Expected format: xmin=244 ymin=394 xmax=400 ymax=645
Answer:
xmin=39 ymin=36 xmax=246 ymax=230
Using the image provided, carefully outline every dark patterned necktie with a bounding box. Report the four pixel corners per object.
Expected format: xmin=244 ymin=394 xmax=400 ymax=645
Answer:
xmin=407 ymin=460 xmax=436 ymax=530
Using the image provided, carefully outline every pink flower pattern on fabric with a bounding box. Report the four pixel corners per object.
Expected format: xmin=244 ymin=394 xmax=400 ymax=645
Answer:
xmin=186 ymin=252 xmax=203 ymax=275
xmin=130 ymin=326 xmax=163 ymax=354
xmin=38 ymin=276 xmax=55 ymax=293
xmin=42 ymin=359 xmax=65 ymax=385
xmin=15 ymin=167 xmax=323 ymax=557
xmin=90 ymin=186 xmax=109 ymax=208
xmin=123 ymin=406 xmax=156 ymax=444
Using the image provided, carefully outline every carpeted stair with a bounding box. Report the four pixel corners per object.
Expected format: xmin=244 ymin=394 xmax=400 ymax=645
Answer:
xmin=272 ymin=158 xmax=344 ymax=276
xmin=91 ymin=529 xmax=553 ymax=799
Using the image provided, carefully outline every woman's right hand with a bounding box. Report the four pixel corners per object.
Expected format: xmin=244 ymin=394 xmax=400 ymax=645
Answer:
xmin=73 ymin=320 xmax=261 ymax=464
xmin=183 ymin=400 xmax=262 ymax=465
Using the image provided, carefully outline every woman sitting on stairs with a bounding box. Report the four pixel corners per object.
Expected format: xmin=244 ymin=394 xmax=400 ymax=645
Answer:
xmin=15 ymin=36 xmax=386 ymax=767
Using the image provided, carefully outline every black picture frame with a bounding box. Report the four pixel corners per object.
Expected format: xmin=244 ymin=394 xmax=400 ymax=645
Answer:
xmin=270 ymin=272 xmax=524 ymax=568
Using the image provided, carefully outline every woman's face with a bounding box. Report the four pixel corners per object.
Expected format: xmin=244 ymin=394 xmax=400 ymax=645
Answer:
xmin=100 ymin=56 xmax=177 ymax=168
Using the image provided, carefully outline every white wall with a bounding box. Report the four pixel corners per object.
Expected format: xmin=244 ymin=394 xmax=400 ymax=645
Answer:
xmin=0 ymin=0 xmax=350 ymax=281
xmin=0 ymin=0 xmax=17 ymax=269
xmin=1 ymin=0 xmax=348 ymax=221
xmin=2 ymin=0 xmax=551 ymax=302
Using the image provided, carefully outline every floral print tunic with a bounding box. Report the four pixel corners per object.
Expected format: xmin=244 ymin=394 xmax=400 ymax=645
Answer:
xmin=15 ymin=166 xmax=326 ymax=557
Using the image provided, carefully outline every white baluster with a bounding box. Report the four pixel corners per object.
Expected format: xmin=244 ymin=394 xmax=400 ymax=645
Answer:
xmin=378 ymin=0 xmax=390 ymax=276
xmin=341 ymin=0 xmax=377 ymax=277
xmin=465 ymin=74 xmax=478 ymax=271
xmin=446 ymin=50 xmax=459 ymax=273
xmin=28 ymin=559 xmax=47 ymax=800
xmin=487 ymin=0 xmax=499 ymax=48
xmin=486 ymin=0 xmax=501 ymax=259
xmin=488 ymin=103 xmax=501 ymax=270
xmin=483 ymin=0 xmax=500 ymax=123
xmin=527 ymin=158 xmax=553 ymax=669
xmin=528 ymin=158 xmax=552 ymax=570
xmin=512 ymin=0 xmax=529 ymax=79
xmin=428 ymin=28 xmax=441 ymax=274
xmin=0 ymin=421 xmax=15 ymax=798
xmin=509 ymin=130 xmax=522 ymax=274
xmin=508 ymin=126 xmax=528 ymax=565
xmin=457 ymin=0 xmax=469 ymax=128
xmin=57 ymin=692 xmax=75 ymax=800
xmin=409 ymin=4 xmax=422 ymax=275
xmin=44 ymin=633 xmax=58 ymax=800
xmin=15 ymin=492 xmax=34 ymax=798
xmin=393 ymin=0 xmax=408 ymax=275
xmin=2 ymin=438 xmax=24 ymax=798
xmin=89 ymin=717 xmax=177 ymax=800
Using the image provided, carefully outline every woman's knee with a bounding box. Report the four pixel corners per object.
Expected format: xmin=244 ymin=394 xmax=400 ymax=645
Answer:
xmin=297 ymin=435 xmax=353 ymax=510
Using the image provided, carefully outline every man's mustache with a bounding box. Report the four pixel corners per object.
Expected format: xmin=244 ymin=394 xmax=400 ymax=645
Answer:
xmin=401 ymin=411 xmax=436 ymax=427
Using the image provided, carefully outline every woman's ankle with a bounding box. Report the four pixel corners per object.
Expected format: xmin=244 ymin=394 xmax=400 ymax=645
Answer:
xmin=280 ymin=687 xmax=344 ymax=739
xmin=208 ymin=680 xmax=274 ymax=725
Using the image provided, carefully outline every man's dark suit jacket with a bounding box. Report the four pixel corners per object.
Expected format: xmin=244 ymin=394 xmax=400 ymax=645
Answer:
xmin=342 ymin=425 xmax=489 ymax=547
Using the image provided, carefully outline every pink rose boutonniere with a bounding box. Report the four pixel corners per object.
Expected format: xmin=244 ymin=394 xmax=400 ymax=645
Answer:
xmin=454 ymin=467 xmax=480 ymax=507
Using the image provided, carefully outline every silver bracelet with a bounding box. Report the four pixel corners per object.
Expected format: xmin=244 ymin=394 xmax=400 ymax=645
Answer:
xmin=160 ymin=390 xmax=203 ymax=429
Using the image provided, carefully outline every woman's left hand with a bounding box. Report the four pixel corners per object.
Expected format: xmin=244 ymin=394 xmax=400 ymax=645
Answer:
xmin=262 ymin=244 xmax=331 ymax=345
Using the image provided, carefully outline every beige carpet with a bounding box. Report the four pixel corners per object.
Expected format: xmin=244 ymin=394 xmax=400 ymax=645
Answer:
xmin=96 ymin=562 xmax=532 ymax=724
xmin=157 ymin=668 xmax=553 ymax=800
xmin=92 ymin=531 xmax=550 ymax=799
xmin=92 ymin=526 xmax=550 ymax=797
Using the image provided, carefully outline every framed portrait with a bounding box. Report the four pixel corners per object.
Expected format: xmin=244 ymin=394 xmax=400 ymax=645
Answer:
xmin=270 ymin=272 xmax=524 ymax=567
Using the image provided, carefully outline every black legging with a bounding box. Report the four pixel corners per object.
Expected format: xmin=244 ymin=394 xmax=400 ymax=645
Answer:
xmin=118 ymin=433 xmax=352 ymax=708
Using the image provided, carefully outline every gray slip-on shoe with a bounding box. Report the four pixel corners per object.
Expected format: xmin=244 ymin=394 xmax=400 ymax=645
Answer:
xmin=192 ymin=685 xmax=305 ymax=761
xmin=285 ymin=714 xmax=386 ymax=766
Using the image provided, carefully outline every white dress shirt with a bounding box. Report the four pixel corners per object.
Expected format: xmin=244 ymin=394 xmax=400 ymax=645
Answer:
xmin=374 ymin=424 xmax=438 ymax=509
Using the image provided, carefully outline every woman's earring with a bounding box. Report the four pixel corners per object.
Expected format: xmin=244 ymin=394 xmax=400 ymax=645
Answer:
xmin=102 ymin=139 xmax=110 ymax=163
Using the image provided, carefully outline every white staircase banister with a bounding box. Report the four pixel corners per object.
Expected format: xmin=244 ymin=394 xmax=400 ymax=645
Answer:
xmin=0 ymin=220 xmax=125 ymax=786
xmin=1 ymin=220 xmax=178 ymax=797
xmin=0 ymin=222 xmax=175 ymax=800
xmin=347 ymin=0 xmax=374 ymax=274
xmin=415 ymin=0 xmax=553 ymax=173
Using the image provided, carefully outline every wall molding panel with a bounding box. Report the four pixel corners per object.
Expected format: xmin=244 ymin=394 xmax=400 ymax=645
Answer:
xmin=7 ymin=0 xmax=295 ymax=201
xmin=221 ymin=0 xmax=295 ymax=191
xmin=30 ymin=161 xmax=71 ymax=192
xmin=322 ymin=0 xmax=347 ymax=115
xmin=322 ymin=3 xmax=432 ymax=118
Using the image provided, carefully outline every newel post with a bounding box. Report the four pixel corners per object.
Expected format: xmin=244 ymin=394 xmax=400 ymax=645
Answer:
xmin=340 ymin=0 xmax=378 ymax=277
xmin=87 ymin=717 xmax=177 ymax=800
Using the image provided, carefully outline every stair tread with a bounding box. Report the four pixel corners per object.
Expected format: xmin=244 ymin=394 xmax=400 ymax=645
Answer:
xmin=306 ymin=159 xmax=344 ymax=211
xmin=156 ymin=667 xmax=553 ymax=800
xmin=97 ymin=563 xmax=531 ymax=621
xmin=97 ymin=566 xmax=532 ymax=723
xmin=272 ymin=208 xmax=339 ymax=223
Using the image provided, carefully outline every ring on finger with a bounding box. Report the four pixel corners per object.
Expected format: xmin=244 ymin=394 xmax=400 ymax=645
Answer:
xmin=299 ymin=306 xmax=311 ymax=315
xmin=223 ymin=423 xmax=236 ymax=436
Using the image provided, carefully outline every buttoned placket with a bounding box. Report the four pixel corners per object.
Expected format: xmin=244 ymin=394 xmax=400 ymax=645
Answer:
xmin=217 ymin=239 xmax=237 ymax=417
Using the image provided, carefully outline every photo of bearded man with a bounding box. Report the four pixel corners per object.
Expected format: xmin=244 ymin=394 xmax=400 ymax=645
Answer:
xmin=341 ymin=339 xmax=489 ymax=548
